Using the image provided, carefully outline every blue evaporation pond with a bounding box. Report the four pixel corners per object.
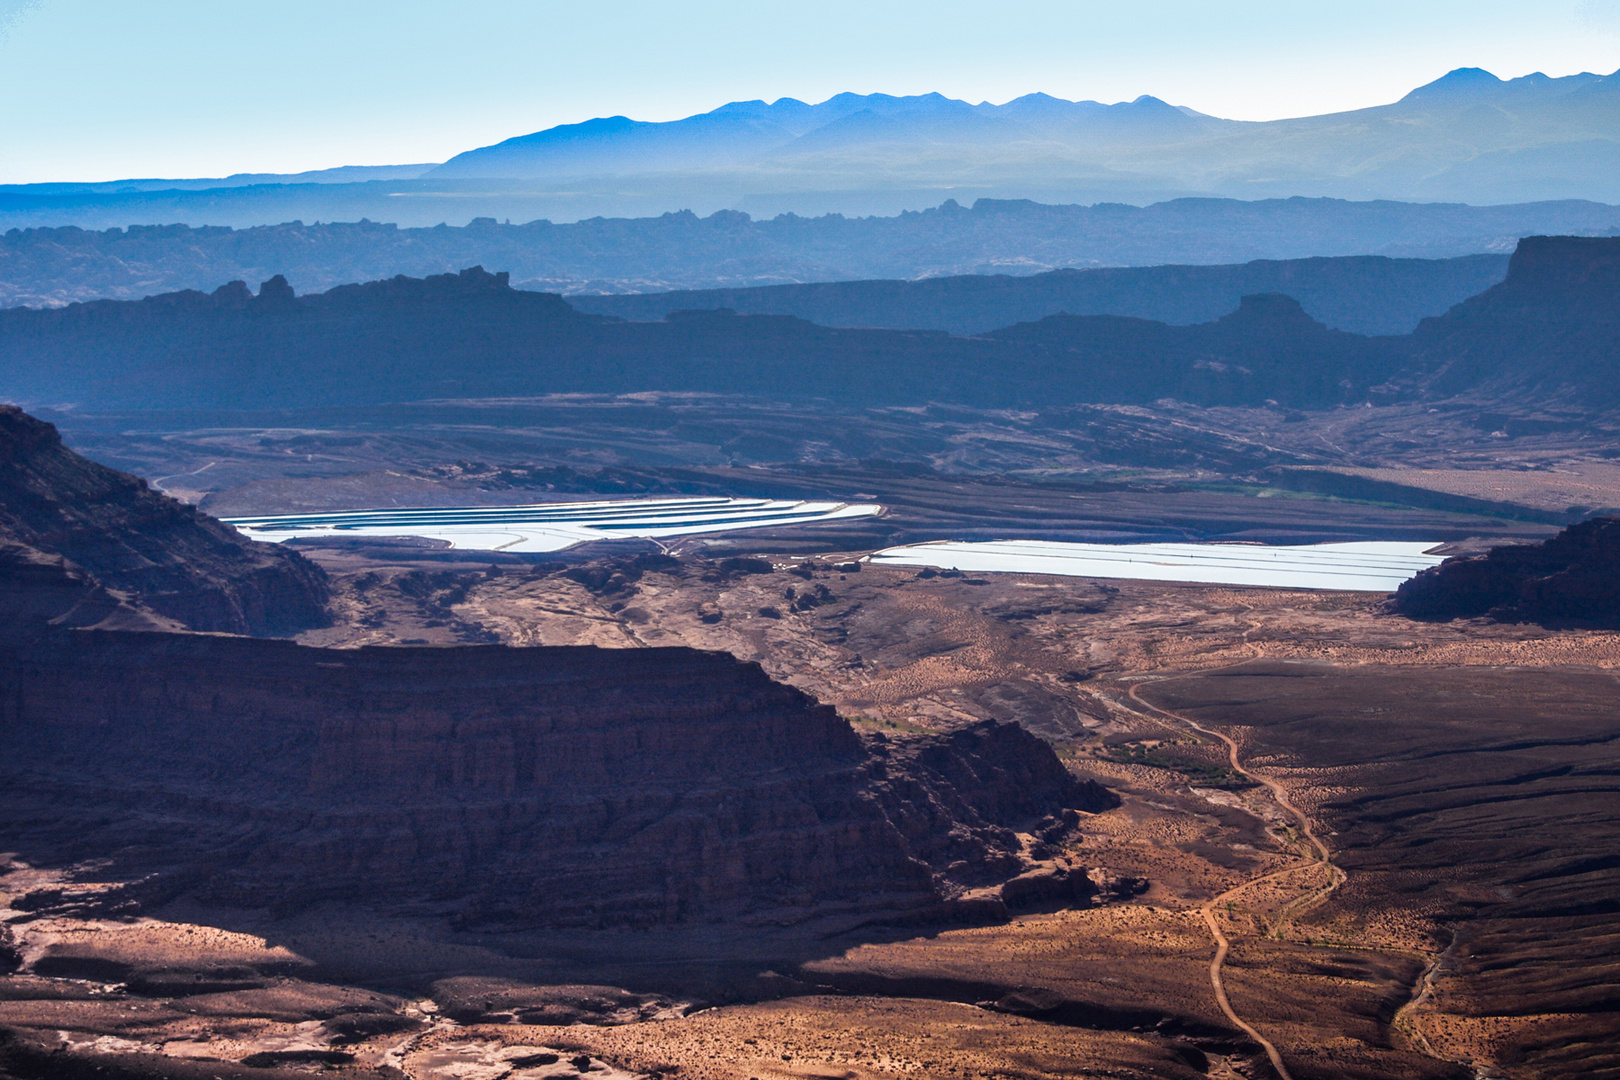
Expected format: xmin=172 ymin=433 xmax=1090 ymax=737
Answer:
xmin=225 ymin=496 xmax=882 ymax=553
xmin=868 ymin=539 xmax=1447 ymax=592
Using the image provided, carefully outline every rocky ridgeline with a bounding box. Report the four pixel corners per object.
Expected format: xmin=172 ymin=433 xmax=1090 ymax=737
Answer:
xmin=7 ymin=235 xmax=1620 ymax=413
xmin=0 ymin=630 xmax=1114 ymax=928
xmin=0 ymin=405 xmax=329 ymax=635
xmin=1395 ymin=516 xmax=1620 ymax=626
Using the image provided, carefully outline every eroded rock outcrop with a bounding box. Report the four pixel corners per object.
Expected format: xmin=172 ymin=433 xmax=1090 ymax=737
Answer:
xmin=0 ymin=406 xmax=328 ymax=635
xmin=0 ymin=631 xmax=1112 ymax=928
xmin=1394 ymin=516 xmax=1620 ymax=626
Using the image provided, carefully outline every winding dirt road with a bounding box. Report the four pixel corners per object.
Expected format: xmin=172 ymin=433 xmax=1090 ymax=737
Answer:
xmin=1121 ymin=675 xmax=1346 ymax=1080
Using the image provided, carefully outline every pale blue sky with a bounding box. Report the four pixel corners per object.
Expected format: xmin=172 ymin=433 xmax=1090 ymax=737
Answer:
xmin=2 ymin=0 xmax=1618 ymax=182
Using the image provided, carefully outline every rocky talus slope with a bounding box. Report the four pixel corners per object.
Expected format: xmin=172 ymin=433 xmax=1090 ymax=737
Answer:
xmin=0 ymin=630 xmax=1114 ymax=928
xmin=1394 ymin=515 xmax=1620 ymax=625
xmin=0 ymin=406 xmax=328 ymax=634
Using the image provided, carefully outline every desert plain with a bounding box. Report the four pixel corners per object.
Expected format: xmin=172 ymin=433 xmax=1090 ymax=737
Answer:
xmin=5 ymin=432 xmax=1618 ymax=1080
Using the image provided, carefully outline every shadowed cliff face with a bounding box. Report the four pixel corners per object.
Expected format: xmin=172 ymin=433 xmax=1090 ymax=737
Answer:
xmin=1395 ymin=515 xmax=1620 ymax=626
xmin=0 ymin=631 xmax=1114 ymax=929
xmin=0 ymin=542 xmax=180 ymax=638
xmin=0 ymin=406 xmax=329 ymax=635
xmin=1414 ymin=235 xmax=1620 ymax=402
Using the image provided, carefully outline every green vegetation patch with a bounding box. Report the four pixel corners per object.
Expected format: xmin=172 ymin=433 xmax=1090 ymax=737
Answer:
xmin=1104 ymin=740 xmax=1257 ymax=790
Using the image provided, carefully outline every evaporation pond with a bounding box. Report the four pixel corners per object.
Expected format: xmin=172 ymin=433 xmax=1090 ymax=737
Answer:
xmin=868 ymin=539 xmax=1447 ymax=591
xmin=225 ymin=496 xmax=882 ymax=553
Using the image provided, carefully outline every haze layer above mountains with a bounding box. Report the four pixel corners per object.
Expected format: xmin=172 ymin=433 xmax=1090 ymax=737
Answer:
xmin=6 ymin=67 xmax=1620 ymax=231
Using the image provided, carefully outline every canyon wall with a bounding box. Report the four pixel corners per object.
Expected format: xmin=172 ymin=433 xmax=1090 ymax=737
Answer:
xmin=0 ymin=631 xmax=1112 ymax=928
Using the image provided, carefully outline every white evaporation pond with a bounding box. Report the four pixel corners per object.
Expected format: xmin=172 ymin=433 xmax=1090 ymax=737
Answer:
xmin=226 ymin=496 xmax=882 ymax=553
xmin=868 ymin=539 xmax=1448 ymax=592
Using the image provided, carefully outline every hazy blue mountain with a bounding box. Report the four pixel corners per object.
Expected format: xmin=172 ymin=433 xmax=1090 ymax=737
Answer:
xmin=425 ymin=70 xmax=1620 ymax=206
xmin=428 ymin=95 xmax=941 ymax=178
xmin=3 ymin=198 xmax=1615 ymax=310
xmin=429 ymin=91 xmax=1224 ymax=179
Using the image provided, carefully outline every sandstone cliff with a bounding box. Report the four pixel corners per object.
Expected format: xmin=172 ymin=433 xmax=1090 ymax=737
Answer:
xmin=0 ymin=631 xmax=1113 ymax=928
xmin=1394 ymin=516 xmax=1620 ymax=626
xmin=0 ymin=406 xmax=329 ymax=635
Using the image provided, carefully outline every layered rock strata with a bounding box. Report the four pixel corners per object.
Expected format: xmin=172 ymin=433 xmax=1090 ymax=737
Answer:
xmin=0 ymin=631 xmax=1113 ymax=928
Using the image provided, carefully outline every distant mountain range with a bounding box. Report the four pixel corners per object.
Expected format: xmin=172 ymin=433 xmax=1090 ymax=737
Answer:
xmin=429 ymin=69 xmax=1620 ymax=207
xmin=429 ymin=91 xmax=1214 ymax=181
xmin=3 ymin=68 xmax=1619 ymax=231
xmin=1 ymin=236 xmax=1614 ymax=416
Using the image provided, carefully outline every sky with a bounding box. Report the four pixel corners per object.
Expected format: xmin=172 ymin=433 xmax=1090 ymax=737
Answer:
xmin=1 ymin=0 xmax=1618 ymax=183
